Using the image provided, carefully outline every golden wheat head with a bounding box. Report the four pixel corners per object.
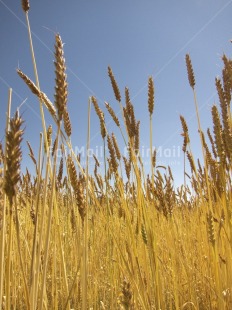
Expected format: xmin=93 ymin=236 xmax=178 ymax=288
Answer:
xmin=54 ymin=34 xmax=68 ymax=121
xmin=185 ymin=54 xmax=195 ymax=88
xmin=21 ymin=0 xmax=30 ymax=12
xmin=4 ymin=112 xmax=24 ymax=205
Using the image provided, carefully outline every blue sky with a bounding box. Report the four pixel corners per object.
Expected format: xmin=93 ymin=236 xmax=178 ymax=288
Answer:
xmin=0 ymin=0 xmax=232 ymax=186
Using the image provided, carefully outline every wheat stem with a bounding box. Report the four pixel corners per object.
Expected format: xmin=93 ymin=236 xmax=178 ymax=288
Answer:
xmin=24 ymin=13 xmax=49 ymax=151
xmin=0 ymin=88 xmax=12 ymax=309
xmin=0 ymin=88 xmax=12 ymax=310
xmin=82 ymin=98 xmax=91 ymax=310
xmin=29 ymin=133 xmax=43 ymax=309
xmin=38 ymin=122 xmax=61 ymax=310
xmin=14 ymin=197 xmax=30 ymax=309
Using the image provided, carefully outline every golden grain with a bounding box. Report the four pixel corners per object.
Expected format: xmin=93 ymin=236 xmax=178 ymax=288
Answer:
xmin=108 ymin=66 xmax=121 ymax=102
xmin=185 ymin=54 xmax=195 ymax=88
xmin=17 ymin=69 xmax=56 ymax=116
xmin=63 ymin=108 xmax=72 ymax=137
xmin=4 ymin=112 xmax=24 ymax=206
xmin=21 ymin=0 xmax=30 ymax=12
xmin=148 ymin=76 xmax=155 ymax=116
xmin=54 ymin=34 xmax=68 ymax=121
xmin=105 ymin=101 xmax=120 ymax=127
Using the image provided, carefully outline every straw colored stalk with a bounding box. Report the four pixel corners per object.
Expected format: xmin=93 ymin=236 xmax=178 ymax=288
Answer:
xmin=67 ymin=155 xmax=86 ymax=223
xmin=0 ymin=144 xmax=3 ymax=230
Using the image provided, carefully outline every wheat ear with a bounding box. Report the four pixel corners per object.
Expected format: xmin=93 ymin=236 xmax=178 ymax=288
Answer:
xmin=4 ymin=112 xmax=24 ymax=206
xmin=108 ymin=66 xmax=121 ymax=102
xmin=17 ymin=69 xmax=56 ymax=116
xmin=21 ymin=0 xmax=30 ymax=12
xmin=54 ymin=34 xmax=68 ymax=121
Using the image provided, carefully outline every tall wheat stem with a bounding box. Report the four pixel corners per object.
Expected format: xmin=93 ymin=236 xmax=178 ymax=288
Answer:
xmin=29 ymin=132 xmax=43 ymax=309
xmin=33 ymin=146 xmax=50 ymax=306
xmin=24 ymin=11 xmax=49 ymax=154
xmin=14 ymin=197 xmax=30 ymax=309
xmin=0 ymin=89 xmax=12 ymax=310
xmin=192 ymin=90 xmax=212 ymax=210
xmin=38 ymin=122 xmax=61 ymax=310
xmin=6 ymin=208 xmax=13 ymax=310
xmin=191 ymin=85 xmax=223 ymax=308
xmin=149 ymin=115 xmax=154 ymax=188
xmin=82 ymin=98 xmax=91 ymax=309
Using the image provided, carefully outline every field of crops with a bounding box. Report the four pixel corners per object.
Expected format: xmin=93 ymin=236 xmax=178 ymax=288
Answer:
xmin=0 ymin=1 xmax=232 ymax=309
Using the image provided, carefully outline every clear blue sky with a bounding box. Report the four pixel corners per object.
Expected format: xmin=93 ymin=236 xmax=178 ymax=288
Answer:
xmin=0 ymin=0 xmax=232 ymax=186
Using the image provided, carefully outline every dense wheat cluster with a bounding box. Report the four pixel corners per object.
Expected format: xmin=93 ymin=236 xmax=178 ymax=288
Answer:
xmin=0 ymin=3 xmax=232 ymax=310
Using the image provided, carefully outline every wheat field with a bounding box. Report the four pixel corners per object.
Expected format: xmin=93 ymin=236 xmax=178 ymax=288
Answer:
xmin=0 ymin=1 xmax=232 ymax=309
